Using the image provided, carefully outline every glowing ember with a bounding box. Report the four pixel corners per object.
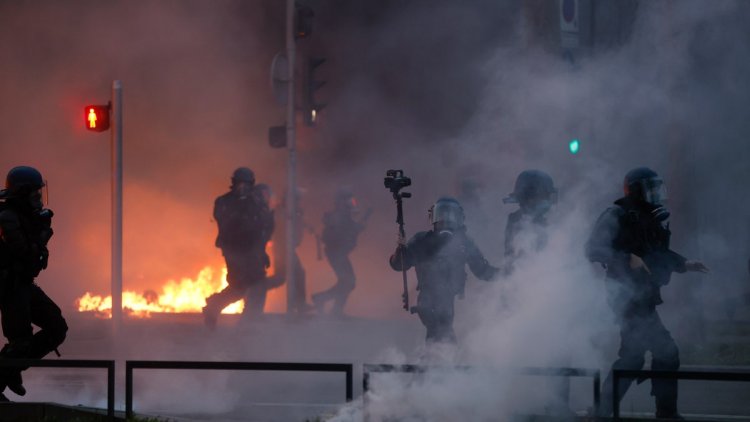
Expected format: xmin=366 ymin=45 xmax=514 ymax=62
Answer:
xmin=78 ymin=242 xmax=276 ymax=318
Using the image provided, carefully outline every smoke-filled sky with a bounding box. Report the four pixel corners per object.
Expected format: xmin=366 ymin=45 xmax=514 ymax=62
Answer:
xmin=3 ymin=1 xmax=750 ymax=420
xmin=1 ymin=0 xmax=749 ymax=324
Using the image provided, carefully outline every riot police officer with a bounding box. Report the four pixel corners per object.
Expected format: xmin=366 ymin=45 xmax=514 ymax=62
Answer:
xmin=504 ymin=170 xmax=574 ymax=412
xmin=390 ymin=197 xmax=499 ymax=344
xmin=586 ymin=167 xmax=709 ymax=419
xmin=312 ymin=189 xmax=370 ymax=316
xmin=0 ymin=166 xmax=68 ymax=401
xmin=503 ymin=170 xmax=557 ymax=267
xmin=203 ymin=167 xmax=273 ymax=327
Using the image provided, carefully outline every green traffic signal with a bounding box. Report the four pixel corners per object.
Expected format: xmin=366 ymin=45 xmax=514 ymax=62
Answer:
xmin=568 ymin=139 xmax=580 ymax=154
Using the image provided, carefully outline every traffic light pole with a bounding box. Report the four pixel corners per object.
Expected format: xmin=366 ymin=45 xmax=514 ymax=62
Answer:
xmin=111 ymin=80 xmax=123 ymax=333
xmin=284 ymin=0 xmax=298 ymax=314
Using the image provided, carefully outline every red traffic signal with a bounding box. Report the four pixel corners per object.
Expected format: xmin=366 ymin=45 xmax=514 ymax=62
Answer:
xmin=295 ymin=4 xmax=314 ymax=39
xmin=84 ymin=105 xmax=110 ymax=132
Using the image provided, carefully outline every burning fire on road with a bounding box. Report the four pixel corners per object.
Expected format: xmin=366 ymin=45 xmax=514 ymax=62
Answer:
xmin=77 ymin=242 xmax=277 ymax=318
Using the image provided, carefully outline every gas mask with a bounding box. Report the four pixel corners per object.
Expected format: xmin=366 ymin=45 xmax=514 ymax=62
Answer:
xmin=523 ymin=197 xmax=553 ymax=217
xmin=640 ymin=177 xmax=667 ymax=206
xmin=233 ymin=182 xmax=253 ymax=199
xmin=28 ymin=189 xmax=44 ymax=211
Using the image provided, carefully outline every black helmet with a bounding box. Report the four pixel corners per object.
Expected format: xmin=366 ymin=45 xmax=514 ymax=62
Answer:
xmin=231 ymin=167 xmax=255 ymax=186
xmin=504 ymin=170 xmax=557 ymax=205
xmin=623 ymin=167 xmax=666 ymax=205
xmin=429 ymin=197 xmax=465 ymax=230
xmin=0 ymin=166 xmax=45 ymax=198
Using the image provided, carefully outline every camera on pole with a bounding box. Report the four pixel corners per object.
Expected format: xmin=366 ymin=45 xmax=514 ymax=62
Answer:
xmin=384 ymin=169 xmax=412 ymax=311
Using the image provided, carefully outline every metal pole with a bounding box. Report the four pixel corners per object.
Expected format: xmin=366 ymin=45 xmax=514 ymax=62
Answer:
xmin=111 ymin=80 xmax=123 ymax=332
xmin=107 ymin=361 xmax=115 ymax=420
xmin=285 ymin=0 xmax=297 ymax=314
xmin=125 ymin=361 xmax=133 ymax=419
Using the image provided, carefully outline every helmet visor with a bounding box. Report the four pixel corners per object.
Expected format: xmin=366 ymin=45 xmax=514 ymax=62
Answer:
xmin=430 ymin=201 xmax=464 ymax=229
xmin=642 ymin=177 xmax=667 ymax=205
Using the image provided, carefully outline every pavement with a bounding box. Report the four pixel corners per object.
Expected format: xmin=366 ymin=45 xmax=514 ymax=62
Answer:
xmin=2 ymin=312 xmax=750 ymax=421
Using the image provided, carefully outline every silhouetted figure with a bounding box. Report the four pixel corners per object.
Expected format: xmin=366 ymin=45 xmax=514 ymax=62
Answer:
xmin=586 ymin=167 xmax=709 ymax=419
xmin=503 ymin=170 xmax=572 ymax=414
xmin=503 ymin=170 xmax=557 ymax=268
xmin=203 ymin=167 xmax=273 ymax=327
xmin=312 ymin=189 xmax=369 ymax=316
xmin=390 ymin=197 xmax=498 ymax=344
xmin=0 ymin=166 xmax=68 ymax=401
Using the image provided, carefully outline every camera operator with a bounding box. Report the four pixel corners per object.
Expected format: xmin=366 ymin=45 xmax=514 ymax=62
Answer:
xmin=389 ymin=197 xmax=499 ymax=344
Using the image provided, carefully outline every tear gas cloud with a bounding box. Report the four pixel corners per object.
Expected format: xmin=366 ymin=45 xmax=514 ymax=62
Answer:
xmin=1 ymin=0 xmax=749 ymax=419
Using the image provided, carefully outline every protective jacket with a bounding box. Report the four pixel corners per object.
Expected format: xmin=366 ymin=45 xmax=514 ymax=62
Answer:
xmin=0 ymin=201 xmax=53 ymax=285
xmin=504 ymin=210 xmax=549 ymax=259
xmin=586 ymin=197 xmax=687 ymax=313
xmin=391 ymin=230 xmax=497 ymax=306
xmin=321 ymin=209 xmax=363 ymax=254
xmin=214 ymin=192 xmax=273 ymax=253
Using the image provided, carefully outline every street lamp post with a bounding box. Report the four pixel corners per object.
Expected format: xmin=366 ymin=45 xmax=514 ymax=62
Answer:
xmin=111 ymin=80 xmax=123 ymax=332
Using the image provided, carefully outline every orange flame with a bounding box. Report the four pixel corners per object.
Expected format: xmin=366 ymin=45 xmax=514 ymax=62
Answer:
xmin=78 ymin=242 xmax=276 ymax=318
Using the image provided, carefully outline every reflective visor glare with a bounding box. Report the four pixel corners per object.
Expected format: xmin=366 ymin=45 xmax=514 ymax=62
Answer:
xmin=644 ymin=179 xmax=667 ymax=203
xmin=434 ymin=206 xmax=460 ymax=224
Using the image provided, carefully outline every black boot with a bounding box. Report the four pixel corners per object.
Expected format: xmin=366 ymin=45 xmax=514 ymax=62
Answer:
xmin=0 ymin=370 xmax=24 ymax=397
xmin=4 ymin=371 xmax=25 ymax=396
xmin=0 ymin=343 xmax=27 ymax=396
xmin=202 ymin=305 xmax=218 ymax=329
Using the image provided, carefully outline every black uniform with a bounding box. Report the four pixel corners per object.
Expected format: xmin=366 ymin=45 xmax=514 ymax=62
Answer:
xmin=390 ymin=230 xmax=497 ymax=343
xmin=312 ymin=208 xmax=364 ymax=315
xmin=586 ymin=196 xmax=687 ymax=416
xmin=504 ymin=210 xmax=549 ymax=262
xmin=0 ymin=199 xmax=67 ymax=396
xmin=503 ymin=169 xmax=556 ymax=267
xmin=205 ymin=189 xmax=273 ymax=319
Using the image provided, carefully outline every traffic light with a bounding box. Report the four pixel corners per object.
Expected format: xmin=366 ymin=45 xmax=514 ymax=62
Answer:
xmin=303 ymin=57 xmax=326 ymax=126
xmin=295 ymin=3 xmax=314 ymax=39
xmin=568 ymin=138 xmax=580 ymax=154
xmin=84 ymin=104 xmax=110 ymax=132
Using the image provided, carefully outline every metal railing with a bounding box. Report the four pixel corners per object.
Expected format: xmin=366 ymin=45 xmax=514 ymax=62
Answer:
xmin=363 ymin=364 xmax=600 ymax=418
xmin=612 ymin=367 xmax=750 ymax=420
xmin=125 ymin=360 xmax=353 ymax=419
xmin=0 ymin=358 xmax=115 ymax=419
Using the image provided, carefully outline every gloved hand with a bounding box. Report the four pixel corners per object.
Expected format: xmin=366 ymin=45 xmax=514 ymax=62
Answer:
xmin=685 ymin=260 xmax=709 ymax=273
xmin=397 ymin=231 xmax=406 ymax=247
xmin=36 ymin=209 xmax=54 ymax=245
xmin=629 ymin=253 xmax=651 ymax=274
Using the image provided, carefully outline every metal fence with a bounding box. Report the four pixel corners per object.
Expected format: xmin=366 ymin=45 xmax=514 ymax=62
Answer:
xmin=125 ymin=360 xmax=353 ymax=419
xmin=0 ymin=358 xmax=115 ymax=419
xmin=612 ymin=367 xmax=750 ymax=420
xmin=363 ymin=363 xmax=600 ymax=419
